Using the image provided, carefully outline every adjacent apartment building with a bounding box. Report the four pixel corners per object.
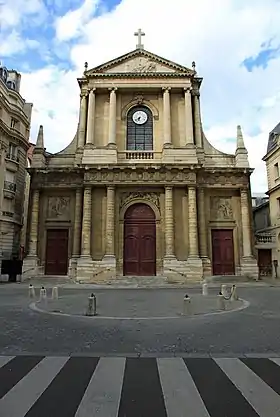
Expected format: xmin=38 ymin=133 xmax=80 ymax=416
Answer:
xmin=0 ymin=63 xmax=33 ymax=262
xmin=259 ymin=122 xmax=280 ymax=278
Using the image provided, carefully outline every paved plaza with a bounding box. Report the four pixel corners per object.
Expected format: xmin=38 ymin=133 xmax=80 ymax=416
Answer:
xmin=2 ymin=282 xmax=280 ymax=416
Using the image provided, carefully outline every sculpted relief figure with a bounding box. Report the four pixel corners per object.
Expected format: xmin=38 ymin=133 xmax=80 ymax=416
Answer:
xmin=211 ymin=197 xmax=233 ymax=220
xmin=48 ymin=197 xmax=70 ymax=219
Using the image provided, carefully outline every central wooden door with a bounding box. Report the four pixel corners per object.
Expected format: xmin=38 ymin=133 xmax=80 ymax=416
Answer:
xmin=45 ymin=229 xmax=69 ymax=275
xmin=124 ymin=203 xmax=156 ymax=276
xmin=212 ymin=229 xmax=235 ymax=275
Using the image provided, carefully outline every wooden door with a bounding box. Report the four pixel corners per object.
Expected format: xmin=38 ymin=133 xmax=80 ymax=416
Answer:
xmin=45 ymin=229 xmax=69 ymax=275
xmin=124 ymin=204 xmax=156 ymax=276
xmin=212 ymin=229 xmax=235 ymax=275
xmin=258 ymin=249 xmax=272 ymax=277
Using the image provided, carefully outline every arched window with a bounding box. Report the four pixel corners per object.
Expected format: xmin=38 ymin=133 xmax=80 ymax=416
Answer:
xmin=126 ymin=105 xmax=153 ymax=150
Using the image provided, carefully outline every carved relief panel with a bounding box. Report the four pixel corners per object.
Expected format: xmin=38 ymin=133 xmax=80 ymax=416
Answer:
xmin=210 ymin=197 xmax=233 ymax=220
xmin=47 ymin=197 xmax=71 ymax=220
xmin=120 ymin=191 xmax=160 ymax=212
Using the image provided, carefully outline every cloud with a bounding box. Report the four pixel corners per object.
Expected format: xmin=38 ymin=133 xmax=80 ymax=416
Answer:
xmin=3 ymin=0 xmax=280 ymax=193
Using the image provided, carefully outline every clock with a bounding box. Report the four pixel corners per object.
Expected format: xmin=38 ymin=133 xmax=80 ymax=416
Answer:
xmin=132 ymin=110 xmax=148 ymax=125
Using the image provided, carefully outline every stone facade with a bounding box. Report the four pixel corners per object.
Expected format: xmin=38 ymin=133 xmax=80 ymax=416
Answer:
xmin=23 ymin=35 xmax=258 ymax=282
xmin=0 ymin=64 xmax=33 ymax=268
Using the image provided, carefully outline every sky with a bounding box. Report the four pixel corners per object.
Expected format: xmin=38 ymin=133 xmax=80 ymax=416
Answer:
xmin=1 ymin=0 xmax=280 ymax=192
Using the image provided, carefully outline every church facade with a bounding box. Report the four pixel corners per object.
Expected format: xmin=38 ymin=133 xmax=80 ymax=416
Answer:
xmin=23 ymin=31 xmax=258 ymax=282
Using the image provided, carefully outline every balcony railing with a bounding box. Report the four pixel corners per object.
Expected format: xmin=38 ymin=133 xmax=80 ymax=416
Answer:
xmin=4 ymin=181 xmax=16 ymax=193
xmin=255 ymin=233 xmax=276 ymax=245
xmin=6 ymin=153 xmax=19 ymax=163
xmin=118 ymin=151 xmax=162 ymax=161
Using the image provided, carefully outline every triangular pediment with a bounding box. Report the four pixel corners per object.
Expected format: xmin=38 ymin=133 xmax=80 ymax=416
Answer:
xmin=85 ymin=49 xmax=195 ymax=77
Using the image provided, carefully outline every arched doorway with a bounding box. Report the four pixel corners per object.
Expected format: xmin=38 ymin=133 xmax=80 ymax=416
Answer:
xmin=123 ymin=203 xmax=156 ymax=276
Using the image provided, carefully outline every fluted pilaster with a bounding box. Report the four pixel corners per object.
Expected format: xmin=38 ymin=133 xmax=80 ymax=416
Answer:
xmin=81 ymin=186 xmax=92 ymax=257
xmin=165 ymin=186 xmax=174 ymax=257
xmin=188 ymin=186 xmax=199 ymax=257
xmin=240 ymin=188 xmax=252 ymax=257
xmin=105 ymin=186 xmax=115 ymax=256
xmin=28 ymin=189 xmax=40 ymax=257
xmin=72 ymin=188 xmax=82 ymax=257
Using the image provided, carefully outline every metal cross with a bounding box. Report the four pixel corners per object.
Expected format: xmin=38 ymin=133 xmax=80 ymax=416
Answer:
xmin=134 ymin=28 xmax=145 ymax=49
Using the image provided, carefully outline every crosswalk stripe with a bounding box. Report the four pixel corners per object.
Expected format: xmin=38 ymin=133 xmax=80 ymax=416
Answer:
xmin=241 ymin=358 xmax=280 ymax=396
xmin=215 ymin=357 xmax=280 ymax=417
xmin=0 ymin=356 xmax=69 ymax=417
xmin=158 ymin=358 xmax=210 ymax=417
xmin=75 ymin=357 xmax=125 ymax=417
xmin=0 ymin=356 xmax=14 ymax=368
xmin=269 ymin=357 xmax=280 ymax=367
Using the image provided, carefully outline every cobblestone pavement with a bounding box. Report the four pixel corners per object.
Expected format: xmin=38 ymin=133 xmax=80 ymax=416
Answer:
xmin=1 ymin=286 xmax=280 ymax=356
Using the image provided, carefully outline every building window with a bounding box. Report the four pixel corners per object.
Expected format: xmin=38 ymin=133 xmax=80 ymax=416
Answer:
xmin=126 ymin=106 xmax=153 ymax=151
xmin=7 ymin=143 xmax=19 ymax=162
xmin=10 ymin=118 xmax=18 ymax=129
xmin=277 ymin=197 xmax=280 ymax=216
xmin=274 ymin=162 xmax=279 ymax=179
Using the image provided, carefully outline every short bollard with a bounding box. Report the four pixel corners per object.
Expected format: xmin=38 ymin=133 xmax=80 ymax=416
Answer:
xmin=52 ymin=286 xmax=58 ymax=300
xmin=230 ymin=285 xmax=238 ymax=301
xmin=28 ymin=284 xmax=35 ymax=298
xmin=39 ymin=287 xmax=47 ymax=301
xmin=86 ymin=293 xmax=97 ymax=316
xmin=202 ymin=283 xmax=208 ymax=296
xmin=221 ymin=284 xmax=228 ymax=297
xmin=217 ymin=293 xmax=225 ymax=310
xmin=183 ymin=294 xmax=191 ymax=316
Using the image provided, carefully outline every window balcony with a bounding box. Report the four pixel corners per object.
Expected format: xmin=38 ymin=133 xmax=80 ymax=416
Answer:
xmin=3 ymin=180 xmax=16 ymax=199
xmin=2 ymin=211 xmax=14 ymax=218
xmin=5 ymin=153 xmax=19 ymax=172
xmin=255 ymin=232 xmax=276 ymax=249
xmin=6 ymin=153 xmax=19 ymax=163
xmin=118 ymin=151 xmax=162 ymax=162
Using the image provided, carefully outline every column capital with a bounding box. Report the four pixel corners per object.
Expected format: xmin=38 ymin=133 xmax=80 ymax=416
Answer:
xmin=191 ymin=89 xmax=200 ymax=97
xmin=107 ymin=185 xmax=115 ymax=191
xmin=80 ymin=91 xmax=88 ymax=98
xmin=184 ymin=86 xmax=192 ymax=93
xmin=165 ymin=185 xmax=173 ymax=191
xmin=108 ymin=87 xmax=118 ymax=92
xmin=88 ymin=87 xmax=96 ymax=93
xmin=162 ymin=86 xmax=171 ymax=91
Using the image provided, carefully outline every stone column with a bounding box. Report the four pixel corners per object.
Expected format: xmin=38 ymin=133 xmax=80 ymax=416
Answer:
xmin=85 ymin=88 xmax=96 ymax=146
xmin=193 ymin=90 xmax=202 ymax=148
xmin=77 ymin=92 xmax=88 ymax=148
xmin=28 ymin=189 xmax=40 ymax=257
xmin=184 ymin=87 xmax=194 ymax=146
xmin=240 ymin=188 xmax=252 ymax=257
xmin=104 ymin=186 xmax=115 ymax=257
xmin=188 ymin=186 xmax=199 ymax=257
xmin=165 ymin=186 xmax=174 ymax=257
xmin=72 ymin=188 xmax=82 ymax=257
xmin=163 ymin=87 xmax=172 ymax=147
xmin=197 ymin=188 xmax=207 ymax=257
xmin=81 ymin=186 xmax=92 ymax=257
xmin=108 ymin=87 xmax=117 ymax=146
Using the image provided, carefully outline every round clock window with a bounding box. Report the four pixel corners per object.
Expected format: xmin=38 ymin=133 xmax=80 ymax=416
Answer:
xmin=132 ymin=110 xmax=148 ymax=125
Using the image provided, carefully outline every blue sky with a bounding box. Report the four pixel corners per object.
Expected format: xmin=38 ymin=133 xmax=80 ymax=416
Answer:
xmin=1 ymin=0 xmax=280 ymax=192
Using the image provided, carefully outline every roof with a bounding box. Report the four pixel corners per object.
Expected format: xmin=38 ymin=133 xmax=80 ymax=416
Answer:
xmin=267 ymin=121 xmax=280 ymax=153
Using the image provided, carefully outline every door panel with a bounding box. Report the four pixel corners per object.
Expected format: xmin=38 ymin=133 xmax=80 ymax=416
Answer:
xmin=123 ymin=203 xmax=156 ymax=276
xmin=212 ymin=229 xmax=235 ymax=275
xmin=258 ymin=249 xmax=272 ymax=276
xmin=45 ymin=229 xmax=68 ymax=275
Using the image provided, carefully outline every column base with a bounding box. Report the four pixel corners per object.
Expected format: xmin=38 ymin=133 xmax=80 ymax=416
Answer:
xmin=76 ymin=256 xmax=94 ymax=282
xmin=201 ymin=256 xmax=212 ymax=277
xmin=163 ymin=256 xmax=203 ymax=283
xmin=186 ymin=256 xmax=203 ymax=281
xmin=22 ymin=256 xmax=41 ymax=280
xmin=102 ymin=255 xmax=116 ymax=267
xmin=240 ymin=256 xmax=259 ymax=280
xmin=68 ymin=257 xmax=79 ymax=279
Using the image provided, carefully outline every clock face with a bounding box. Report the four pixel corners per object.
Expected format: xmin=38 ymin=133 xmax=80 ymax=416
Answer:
xmin=132 ymin=110 xmax=148 ymax=125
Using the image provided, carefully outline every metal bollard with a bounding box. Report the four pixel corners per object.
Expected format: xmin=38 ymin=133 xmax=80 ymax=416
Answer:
xmin=39 ymin=286 xmax=47 ymax=301
xmin=86 ymin=293 xmax=97 ymax=316
xmin=217 ymin=293 xmax=225 ymax=310
xmin=183 ymin=294 xmax=192 ymax=316
xmin=221 ymin=284 xmax=228 ymax=298
xmin=202 ymin=283 xmax=208 ymax=296
xmin=28 ymin=284 xmax=35 ymax=298
xmin=230 ymin=285 xmax=238 ymax=301
xmin=52 ymin=286 xmax=58 ymax=300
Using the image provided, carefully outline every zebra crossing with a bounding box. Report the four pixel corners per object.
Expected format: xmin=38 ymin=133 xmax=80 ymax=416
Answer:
xmin=1 ymin=355 xmax=280 ymax=416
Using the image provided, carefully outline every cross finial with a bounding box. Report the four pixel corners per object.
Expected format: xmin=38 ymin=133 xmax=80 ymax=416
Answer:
xmin=134 ymin=28 xmax=145 ymax=50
